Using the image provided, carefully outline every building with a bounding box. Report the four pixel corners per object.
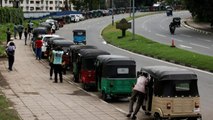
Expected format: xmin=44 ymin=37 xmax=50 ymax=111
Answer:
xmin=0 ymin=0 xmax=72 ymax=12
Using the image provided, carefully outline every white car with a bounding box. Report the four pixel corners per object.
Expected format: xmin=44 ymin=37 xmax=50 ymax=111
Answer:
xmin=76 ymin=14 xmax=85 ymax=21
xmin=69 ymin=14 xmax=80 ymax=22
xmin=41 ymin=34 xmax=60 ymax=57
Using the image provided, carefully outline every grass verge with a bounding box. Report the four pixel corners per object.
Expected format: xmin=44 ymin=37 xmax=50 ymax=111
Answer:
xmin=102 ymin=17 xmax=213 ymax=72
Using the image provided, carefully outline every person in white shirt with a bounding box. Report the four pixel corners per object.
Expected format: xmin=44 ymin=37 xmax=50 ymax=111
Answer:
xmin=6 ymin=40 xmax=16 ymax=71
xmin=127 ymin=72 xmax=149 ymax=120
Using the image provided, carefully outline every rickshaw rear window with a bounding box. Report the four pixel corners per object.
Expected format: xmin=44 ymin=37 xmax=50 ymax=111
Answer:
xmin=82 ymin=59 xmax=96 ymax=70
xmin=175 ymin=83 xmax=190 ymax=91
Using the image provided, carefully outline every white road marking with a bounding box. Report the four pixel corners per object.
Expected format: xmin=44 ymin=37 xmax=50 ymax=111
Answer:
xmin=156 ymin=33 xmax=167 ymax=38
xmin=180 ymin=34 xmax=192 ymax=38
xmin=174 ymin=38 xmax=183 ymax=42
xmin=190 ymin=43 xmax=210 ymax=49
xmin=180 ymin=44 xmax=192 ymax=49
xmin=203 ymin=39 xmax=212 ymax=42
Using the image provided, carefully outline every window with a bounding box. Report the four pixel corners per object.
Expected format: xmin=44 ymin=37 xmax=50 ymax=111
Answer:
xmin=5 ymin=0 xmax=7 ymax=4
xmin=26 ymin=0 xmax=29 ymax=4
xmin=41 ymin=0 xmax=43 ymax=4
xmin=36 ymin=1 xmax=40 ymax=4
xmin=46 ymin=6 xmax=48 ymax=10
xmin=30 ymin=1 xmax=34 ymax=4
xmin=176 ymin=83 xmax=190 ymax=91
xmin=30 ymin=7 xmax=34 ymax=10
xmin=46 ymin=1 xmax=48 ymax=4
xmin=49 ymin=7 xmax=53 ymax=10
xmin=49 ymin=1 xmax=53 ymax=4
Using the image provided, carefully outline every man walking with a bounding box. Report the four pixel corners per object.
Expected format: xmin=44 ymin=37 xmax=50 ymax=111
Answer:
xmin=6 ymin=41 xmax=16 ymax=71
xmin=35 ymin=36 xmax=43 ymax=60
xmin=127 ymin=72 xmax=149 ymax=120
xmin=6 ymin=28 xmax=11 ymax=44
xmin=14 ymin=23 xmax=18 ymax=39
xmin=17 ymin=24 xmax=24 ymax=40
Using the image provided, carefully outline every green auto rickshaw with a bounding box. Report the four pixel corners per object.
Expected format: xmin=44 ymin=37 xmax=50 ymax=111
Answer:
xmin=95 ymin=55 xmax=137 ymax=101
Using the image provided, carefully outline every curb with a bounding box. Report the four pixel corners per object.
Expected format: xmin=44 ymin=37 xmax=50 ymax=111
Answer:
xmin=182 ymin=20 xmax=212 ymax=35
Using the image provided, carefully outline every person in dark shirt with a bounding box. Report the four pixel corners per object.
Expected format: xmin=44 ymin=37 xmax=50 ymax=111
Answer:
xmin=6 ymin=41 xmax=16 ymax=71
xmin=24 ymin=28 xmax=28 ymax=45
xmin=6 ymin=28 xmax=11 ymax=44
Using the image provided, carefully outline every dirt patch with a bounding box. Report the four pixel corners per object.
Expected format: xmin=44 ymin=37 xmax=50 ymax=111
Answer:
xmin=0 ymin=72 xmax=9 ymax=87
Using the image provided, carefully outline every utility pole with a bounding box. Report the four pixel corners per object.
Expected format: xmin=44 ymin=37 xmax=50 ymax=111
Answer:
xmin=132 ymin=0 xmax=135 ymax=40
xmin=129 ymin=0 xmax=131 ymax=17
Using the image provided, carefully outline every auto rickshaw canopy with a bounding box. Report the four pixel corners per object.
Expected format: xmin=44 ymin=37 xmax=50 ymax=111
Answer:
xmin=78 ymin=49 xmax=110 ymax=58
xmin=141 ymin=66 xmax=197 ymax=81
xmin=53 ymin=40 xmax=75 ymax=52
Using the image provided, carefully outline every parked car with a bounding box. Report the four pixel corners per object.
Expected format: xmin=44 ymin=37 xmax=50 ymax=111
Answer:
xmin=76 ymin=14 xmax=85 ymax=21
xmin=41 ymin=34 xmax=60 ymax=58
xmin=69 ymin=14 xmax=80 ymax=22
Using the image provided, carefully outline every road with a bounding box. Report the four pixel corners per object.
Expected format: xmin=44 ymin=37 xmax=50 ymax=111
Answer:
xmin=56 ymin=12 xmax=213 ymax=120
xmin=132 ymin=11 xmax=213 ymax=56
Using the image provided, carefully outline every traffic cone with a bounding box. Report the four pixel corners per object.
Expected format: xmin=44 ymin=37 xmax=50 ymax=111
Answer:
xmin=170 ymin=39 xmax=175 ymax=47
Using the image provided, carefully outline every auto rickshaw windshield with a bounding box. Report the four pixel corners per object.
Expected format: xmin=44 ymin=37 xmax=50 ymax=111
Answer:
xmin=154 ymin=80 xmax=199 ymax=97
xmin=102 ymin=65 xmax=136 ymax=78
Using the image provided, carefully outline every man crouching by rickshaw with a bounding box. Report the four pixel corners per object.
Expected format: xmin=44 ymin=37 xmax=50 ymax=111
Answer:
xmin=127 ymin=72 xmax=149 ymax=120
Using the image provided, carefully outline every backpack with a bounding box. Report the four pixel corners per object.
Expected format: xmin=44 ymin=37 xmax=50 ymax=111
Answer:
xmin=6 ymin=46 xmax=15 ymax=56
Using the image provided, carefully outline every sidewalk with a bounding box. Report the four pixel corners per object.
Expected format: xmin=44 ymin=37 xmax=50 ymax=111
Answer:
xmin=0 ymin=38 xmax=127 ymax=120
xmin=183 ymin=17 xmax=213 ymax=34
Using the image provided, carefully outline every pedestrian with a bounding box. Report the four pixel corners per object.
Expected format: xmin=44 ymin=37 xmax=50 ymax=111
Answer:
xmin=14 ymin=23 xmax=18 ymax=39
xmin=6 ymin=28 xmax=11 ymax=44
xmin=35 ymin=35 xmax=43 ymax=60
xmin=17 ymin=24 xmax=24 ymax=40
xmin=24 ymin=28 xmax=28 ymax=45
xmin=51 ymin=23 xmax=56 ymax=34
xmin=49 ymin=48 xmax=54 ymax=80
xmin=27 ymin=20 xmax=34 ymax=39
xmin=127 ymin=72 xmax=149 ymax=120
xmin=6 ymin=40 xmax=16 ymax=71
xmin=52 ymin=46 xmax=64 ymax=83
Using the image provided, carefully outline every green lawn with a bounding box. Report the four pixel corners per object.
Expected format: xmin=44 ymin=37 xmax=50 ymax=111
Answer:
xmin=0 ymin=94 xmax=20 ymax=120
xmin=102 ymin=23 xmax=213 ymax=72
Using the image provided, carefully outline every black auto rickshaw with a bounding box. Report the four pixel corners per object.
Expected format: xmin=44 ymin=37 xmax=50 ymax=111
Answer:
xmin=73 ymin=29 xmax=86 ymax=44
xmin=77 ymin=49 xmax=110 ymax=90
xmin=95 ymin=55 xmax=136 ymax=101
xmin=69 ymin=45 xmax=97 ymax=82
xmin=166 ymin=6 xmax=173 ymax=16
xmin=39 ymin=22 xmax=52 ymax=34
xmin=32 ymin=27 xmax=47 ymax=51
xmin=52 ymin=40 xmax=75 ymax=70
xmin=45 ymin=37 xmax=66 ymax=60
xmin=138 ymin=66 xmax=202 ymax=120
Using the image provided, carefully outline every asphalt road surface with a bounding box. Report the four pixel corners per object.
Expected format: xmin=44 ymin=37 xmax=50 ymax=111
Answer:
xmin=56 ymin=12 xmax=213 ymax=120
xmin=132 ymin=11 xmax=213 ymax=56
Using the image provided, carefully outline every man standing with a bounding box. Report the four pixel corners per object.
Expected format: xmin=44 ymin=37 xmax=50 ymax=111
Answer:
xmin=127 ymin=72 xmax=148 ymax=120
xmin=52 ymin=46 xmax=64 ymax=83
xmin=35 ymin=36 xmax=43 ymax=60
xmin=17 ymin=24 xmax=24 ymax=40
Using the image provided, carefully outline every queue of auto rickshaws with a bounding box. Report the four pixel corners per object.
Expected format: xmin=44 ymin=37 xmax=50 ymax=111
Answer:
xmin=32 ymin=28 xmax=202 ymax=119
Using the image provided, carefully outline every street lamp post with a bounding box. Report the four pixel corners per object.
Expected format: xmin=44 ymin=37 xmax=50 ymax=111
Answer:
xmin=112 ymin=0 xmax=114 ymax=26
xmin=132 ymin=0 xmax=135 ymax=40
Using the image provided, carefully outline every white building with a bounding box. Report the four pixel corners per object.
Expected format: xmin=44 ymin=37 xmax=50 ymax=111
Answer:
xmin=1 ymin=0 xmax=74 ymax=12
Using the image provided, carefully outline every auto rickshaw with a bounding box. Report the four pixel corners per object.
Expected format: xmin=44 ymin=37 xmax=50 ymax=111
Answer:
xmin=69 ymin=45 xmax=97 ymax=82
xmin=45 ymin=37 xmax=66 ymax=58
xmin=32 ymin=27 xmax=47 ymax=51
xmin=95 ymin=55 xmax=137 ymax=101
xmin=52 ymin=40 xmax=75 ymax=70
xmin=77 ymin=49 xmax=110 ymax=90
xmin=39 ymin=22 xmax=52 ymax=34
xmin=166 ymin=6 xmax=173 ymax=16
xmin=139 ymin=66 xmax=202 ymax=120
xmin=73 ymin=29 xmax=86 ymax=44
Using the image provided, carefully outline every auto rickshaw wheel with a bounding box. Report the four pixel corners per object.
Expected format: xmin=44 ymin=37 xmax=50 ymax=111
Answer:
xmin=154 ymin=113 xmax=162 ymax=120
xmin=101 ymin=91 xmax=107 ymax=101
